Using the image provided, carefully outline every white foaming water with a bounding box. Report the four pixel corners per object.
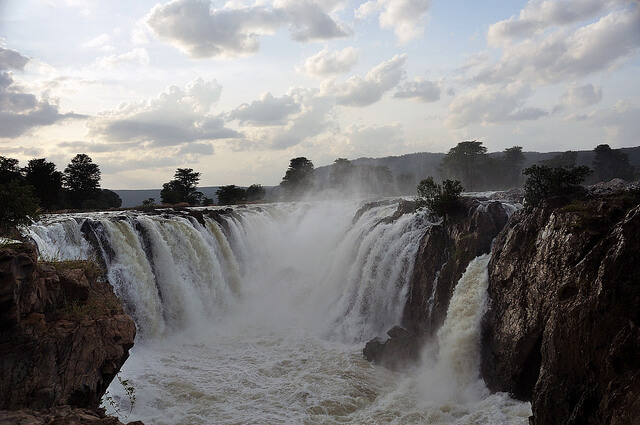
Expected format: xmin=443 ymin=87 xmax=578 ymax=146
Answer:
xmin=26 ymin=200 xmax=530 ymax=424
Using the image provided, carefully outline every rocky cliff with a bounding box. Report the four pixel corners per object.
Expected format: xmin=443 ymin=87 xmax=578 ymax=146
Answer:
xmin=481 ymin=190 xmax=640 ymax=424
xmin=364 ymin=197 xmax=511 ymax=368
xmin=0 ymin=243 xmax=139 ymax=424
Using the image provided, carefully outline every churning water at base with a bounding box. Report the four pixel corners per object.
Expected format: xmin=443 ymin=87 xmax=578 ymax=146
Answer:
xmin=26 ymin=200 xmax=530 ymax=424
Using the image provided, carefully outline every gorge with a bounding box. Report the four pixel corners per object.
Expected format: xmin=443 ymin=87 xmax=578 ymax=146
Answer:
xmin=2 ymin=186 xmax=638 ymax=424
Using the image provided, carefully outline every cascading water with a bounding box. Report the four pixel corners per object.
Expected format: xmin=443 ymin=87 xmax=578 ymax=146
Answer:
xmin=26 ymin=200 xmax=530 ymax=424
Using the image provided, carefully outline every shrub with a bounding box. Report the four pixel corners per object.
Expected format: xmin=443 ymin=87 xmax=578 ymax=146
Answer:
xmin=0 ymin=181 xmax=40 ymax=236
xmin=523 ymin=165 xmax=591 ymax=208
xmin=416 ymin=177 xmax=463 ymax=216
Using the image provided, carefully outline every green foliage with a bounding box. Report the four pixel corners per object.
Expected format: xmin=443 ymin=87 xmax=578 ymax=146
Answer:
xmin=0 ymin=156 xmax=24 ymax=184
xmin=440 ymin=141 xmax=488 ymax=191
xmin=415 ymin=177 xmax=463 ymax=216
xmin=330 ymin=158 xmax=354 ymax=187
xmin=523 ymin=165 xmax=592 ymax=208
xmin=592 ymin=144 xmax=635 ymax=182
xmin=24 ymin=158 xmax=64 ymax=211
xmin=64 ymin=154 xmax=101 ymax=208
xmin=216 ymin=185 xmax=246 ymax=205
xmin=280 ymin=157 xmax=314 ymax=199
xmin=104 ymin=374 xmax=137 ymax=419
xmin=0 ymin=180 xmax=40 ymax=236
xmin=160 ymin=168 xmax=203 ymax=205
xmin=539 ymin=151 xmax=578 ymax=168
xmin=245 ymin=184 xmax=266 ymax=202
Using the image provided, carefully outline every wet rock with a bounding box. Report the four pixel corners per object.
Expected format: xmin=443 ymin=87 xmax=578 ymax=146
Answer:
xmin=481 ymin=192 xmax=640 ymax=424
xmin=363 ymin=326 xmax=420 ymax=370
xmin=0 ymin=406 xmax=143 ymax=425
xmin=402 ymin=198 xmax=511 ymax=339
xmin=0 ymin=244 xmax=136 ymax=411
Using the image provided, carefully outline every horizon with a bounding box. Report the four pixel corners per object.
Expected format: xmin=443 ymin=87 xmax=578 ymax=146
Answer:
xmin=1 ymin=0 xmax=639 ymax=189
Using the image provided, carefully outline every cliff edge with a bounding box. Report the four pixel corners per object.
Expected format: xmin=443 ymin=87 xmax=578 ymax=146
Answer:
xmin=482 ymin=190 xmax=640 ymax=424
xmin=0 ymin=243 xmax=139 ymax=424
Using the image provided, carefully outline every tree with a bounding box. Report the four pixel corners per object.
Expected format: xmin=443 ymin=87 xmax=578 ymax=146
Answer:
xmin=64 ymin=154 xmax=101 ymax=208
xmin=23 ymin=158 xmax=63 ymax=211
xmin=502 ymin=146 xmax=525 ymax=188
xmin=245 ymin=184 xmax=266 ymax=202
xmin=523 ymin=165 xmax=591 ymax=208
xmin=160 ymin=168 xmax=203 ymax=205
xmin=440 ymin=141 xmax=488 ymax=191
xmin=280 ymin=157 xmax=314 ymax=198
xmin=0 ymin=156 xmax=24 ymax=185
xmin=330 ymin=158 xmax=354 ymax=188
xmin=216 ymin=185 xmax=246 ymax=205
xmin=415 ymin=177 xmax=463 ymax=217
xmin=592 ymin=144 xmax=635 ymax=182
xmin=0 ymin=180 xmax=40 ymax=236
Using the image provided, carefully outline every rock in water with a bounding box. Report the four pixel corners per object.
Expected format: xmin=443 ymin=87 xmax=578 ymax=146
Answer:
xmin=482 ymin=192 xmax=640 ymax=425
xmin=0 ymin=243 xmax=136 ymax=411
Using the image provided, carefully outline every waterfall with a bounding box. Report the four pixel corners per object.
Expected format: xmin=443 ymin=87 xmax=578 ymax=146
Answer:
xmin=26 ymin=201 xmax=431 ymax=343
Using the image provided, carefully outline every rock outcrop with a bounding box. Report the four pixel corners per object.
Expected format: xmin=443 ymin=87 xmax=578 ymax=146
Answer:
xmin=0 ymin=406 xmax=143 ymax=425
xmin=481 ymin=191 xmax=640 ymax=424
xmin=0 ymin=244 xmax=136 ymax=415
xmin=364 ymin=197 xmax=511 ymax=368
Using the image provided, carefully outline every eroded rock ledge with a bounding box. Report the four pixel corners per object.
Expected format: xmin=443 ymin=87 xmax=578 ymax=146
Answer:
xmin=482 ymin=190 xmax=640 ymax=425
xmin=364 ymin=197 xmax=511 ymax=368
xmin=0 ymin=244 xmax=138 ymax=424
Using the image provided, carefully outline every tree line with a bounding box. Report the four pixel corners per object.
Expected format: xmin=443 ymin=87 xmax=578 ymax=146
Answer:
xmin=1 ymin=153 xmax=121 ymax=234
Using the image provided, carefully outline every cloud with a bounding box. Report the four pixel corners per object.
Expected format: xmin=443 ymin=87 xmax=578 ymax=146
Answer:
xmin=146 ymin=0 xmax=350 ymax=58
xmin=334 ymin=54 xmax=407 ymax=107
xmin=591 ymin=100 xmax=640 ymax=146
xmin=228 ymin=92 xmax=301 ymax=126
xmin=89 ymin=77 xmax=238 ymax=146
xmin=487 ymin=0 xmax=626 ymax=46
xmin=93 ymin=48 xmax=150 ymax=69
xmin=394 ymin=78 xmax=440 ymax=102
xmin=343 ymin=123 xmax=405 ymax=156
xmin=0 ymin=47 xmax=29 ymax=70
xmin=299 ymin=47 xmax=359 ymax=78
xmin=446 ymin=82 xmax=548 ymax=128
xmin=559 ymin=83 xmax=603 ymax=108
xmin=0 ymin=48 xmax=85 ymax=138
xmin=355 ymin=0 xmax=431 ymax=43
xmin=82 ymin=33 xmax=111 ymax=49
xmin=475 ymin=5 xmax=640 ymax=85
xmin=228 ymin=87 xmax=334 ymax=150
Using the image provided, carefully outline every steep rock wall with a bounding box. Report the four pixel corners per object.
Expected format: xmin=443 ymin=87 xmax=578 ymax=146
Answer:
xmin=0 ymin=244 xmax=136 ymax=411
xmin=482 ymin=194 xmax=640 ymax=425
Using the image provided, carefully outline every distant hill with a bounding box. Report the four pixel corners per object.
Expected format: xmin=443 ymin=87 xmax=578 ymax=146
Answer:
xmin=114 ymin=147 xmax=640 ymax=206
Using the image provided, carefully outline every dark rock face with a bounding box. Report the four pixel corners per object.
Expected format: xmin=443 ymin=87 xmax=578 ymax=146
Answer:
xmin=0 ymin=406 xmax=143 ymax=425
xmin=364 ymin=198 xmax=511 ymax=368
xmin=0 ymin=244 xmax=136 ymax=411
xmin=402 ymin=198 xmax=510 ymax=339
xmin=482 ymin=195 xmax=640 ymax=425
xmin=363 ymin=326 xmax=421 ymax=370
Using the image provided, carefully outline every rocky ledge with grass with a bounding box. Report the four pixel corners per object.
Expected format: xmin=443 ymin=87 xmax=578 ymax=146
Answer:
xmin=0 ymin=243 xmax=140 ymax=424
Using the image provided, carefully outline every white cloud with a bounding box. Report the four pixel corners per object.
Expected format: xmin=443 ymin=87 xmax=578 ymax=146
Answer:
xmin=228 ymin=92 xmax=301 ymax=126
xmin=299 ymin=47 xmax=359 ymax=78
xmin=82 ymin=33 xmax=111 ymax=49
xmin=487 ymin=0 xmax=627 ymax=46
xmin=475 ymin=5 xmax=640 ymax=85
xmin=446 ymin=82 xmax=547 ymax=128
xmin=560 ymin=83 xmax=602 ymax=108
xmin=591 ymin=100 xmax=640 ymax=146
xmin=394 ymin=77 xmax=440 ymax=102
xmin=93 ymin=48 xmax=150 ymax=69
xmin=355 ymin=0 xmax=431 ymax=43
xmin=343 ymin=122 xmax=405 ymax=156
xmin=146 ymin=0 xmax=350 ymax=58
xmin=333 ymin=54 xmax=407 ymax=107
xmin=89 ymin=77 xmax=238 ymax=146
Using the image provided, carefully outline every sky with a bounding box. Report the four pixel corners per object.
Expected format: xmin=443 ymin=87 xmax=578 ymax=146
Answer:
xmin=0 ymin=0 xmax=639 ymax=189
